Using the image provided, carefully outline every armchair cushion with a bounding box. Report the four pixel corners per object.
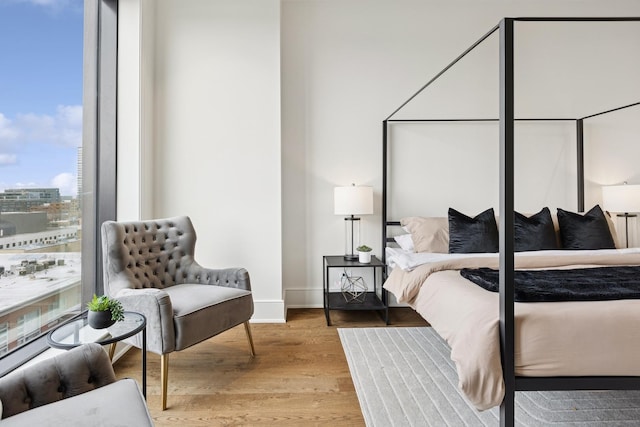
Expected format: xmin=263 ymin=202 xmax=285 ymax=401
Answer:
xmin=165 ymin=284 xmax=253 ymax=351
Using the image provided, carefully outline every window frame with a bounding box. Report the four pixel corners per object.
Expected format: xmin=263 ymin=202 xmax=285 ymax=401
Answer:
xmin=0 ymin=0 xmax=117 ymax=376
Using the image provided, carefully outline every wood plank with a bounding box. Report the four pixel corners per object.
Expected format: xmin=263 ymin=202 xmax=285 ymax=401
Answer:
xmin=114 ymin=308 xmax=428 ymax=426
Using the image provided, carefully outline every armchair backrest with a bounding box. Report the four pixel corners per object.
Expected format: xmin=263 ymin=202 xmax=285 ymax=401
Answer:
xmin=101 ymin=216 xmax=198 ymax=296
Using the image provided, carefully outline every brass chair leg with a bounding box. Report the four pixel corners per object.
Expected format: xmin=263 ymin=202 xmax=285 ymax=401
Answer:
xmin=244 ymin=321 xmax=255 ymax=357
xmin=108 ymin=343 xmax=116 ymax=361
xmin=161 ymin=354 xmax=169 ymax=410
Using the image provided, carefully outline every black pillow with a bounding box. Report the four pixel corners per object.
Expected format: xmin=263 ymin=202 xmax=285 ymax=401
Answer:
xmin=514 ymin=207 xmax=558 ymax=252
xmin=557 ymin=205 xmax=615 ymax=250
xmin=448 ymin=208 xmax=499 ymax=253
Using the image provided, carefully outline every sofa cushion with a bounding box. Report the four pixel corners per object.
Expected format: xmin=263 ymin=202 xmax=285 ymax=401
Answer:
xmin=164 ymin=283 xmax=253 ymax=351
xmin=1 ymin=378 xmax=153 ymax=427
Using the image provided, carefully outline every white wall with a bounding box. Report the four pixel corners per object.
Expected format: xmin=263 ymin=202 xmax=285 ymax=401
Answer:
xmin=118 ymin=0 xmax=284 ymax=322
xmin=585 ymin=107 xmax=640 ymax=247
xmin=116 ymin=0 xmax=142 ymax=220
xmin=118 ymin=0 xmax=640 ymax=320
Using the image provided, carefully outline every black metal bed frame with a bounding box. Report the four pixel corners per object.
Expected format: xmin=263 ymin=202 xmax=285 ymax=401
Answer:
xmin=381 ymin=17 xmax=640 ymax=427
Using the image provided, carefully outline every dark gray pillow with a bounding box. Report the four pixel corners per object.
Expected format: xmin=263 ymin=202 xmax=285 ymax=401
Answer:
xmin=448 ymin=208 xmax=498 ymax=253
xmin=557 ymin=205 xmax=615 ymax=250
xmin=515 ymin=207 xmax=558 ymax=252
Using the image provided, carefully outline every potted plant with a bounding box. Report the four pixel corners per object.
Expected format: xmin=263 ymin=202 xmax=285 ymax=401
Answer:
xmin=86 ymin=294 xmax=125 ymax=329
xmin=357 ymin=245 xmax=372 ymax=264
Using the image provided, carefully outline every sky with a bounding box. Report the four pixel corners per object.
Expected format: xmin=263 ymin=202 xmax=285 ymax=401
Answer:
xmin=0 ymin=0 xmax=83 ymax=197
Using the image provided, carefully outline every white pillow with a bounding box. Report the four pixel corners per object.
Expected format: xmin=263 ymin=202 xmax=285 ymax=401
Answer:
xmin=394 ymin=233 xmax=415 ymax=252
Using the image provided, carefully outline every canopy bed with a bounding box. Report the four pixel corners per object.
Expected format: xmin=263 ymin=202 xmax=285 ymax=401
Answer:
xmin=381 ymin=17 xmax=640 ymax=427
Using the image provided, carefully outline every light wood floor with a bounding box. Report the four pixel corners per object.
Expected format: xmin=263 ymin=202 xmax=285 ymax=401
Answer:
xmin=114 ymin=308 xmax=428 ymax=426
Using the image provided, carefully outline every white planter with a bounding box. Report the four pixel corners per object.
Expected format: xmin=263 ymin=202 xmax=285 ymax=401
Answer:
xmin=358 ymin=251 xmax=371 ymax=263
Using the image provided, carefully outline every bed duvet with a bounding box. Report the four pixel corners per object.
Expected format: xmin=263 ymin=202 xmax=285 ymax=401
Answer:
xmin=383 ymin=251 xmax=640 ymax=410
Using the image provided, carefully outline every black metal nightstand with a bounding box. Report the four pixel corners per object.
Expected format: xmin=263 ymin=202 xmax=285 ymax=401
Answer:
xmin=323 ymin=255 xmax=388 ymax=326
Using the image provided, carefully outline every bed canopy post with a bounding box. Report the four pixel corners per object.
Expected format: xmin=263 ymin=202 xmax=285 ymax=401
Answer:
xmin=382 ymin=120 xmax=389 ymax=264
xmin=498 ymin=17 xmax=516 ymax=427
xmin=577 ymin=119 xmax=585 ymax=212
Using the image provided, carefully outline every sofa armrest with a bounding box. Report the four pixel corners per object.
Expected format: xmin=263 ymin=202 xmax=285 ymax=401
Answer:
xmin=0 ymin=343 xmax=115 ymax=420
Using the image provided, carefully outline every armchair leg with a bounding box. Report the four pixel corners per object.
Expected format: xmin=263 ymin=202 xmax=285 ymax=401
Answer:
xmin=244 ymin=321 xmax=255 ymax=357
xmin=161 ymin=354 xmax=169 ymax=410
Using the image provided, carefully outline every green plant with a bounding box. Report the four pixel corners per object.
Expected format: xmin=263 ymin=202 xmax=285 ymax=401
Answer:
xmin=86 ymin=294 xmax=125 ymax=322
xmin=356 ymin=245 xmax=372 ymax=252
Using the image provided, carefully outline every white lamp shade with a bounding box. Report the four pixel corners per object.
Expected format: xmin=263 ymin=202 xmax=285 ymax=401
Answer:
xmin=602 ymin=184 xmax=640 ymax=213
xmin=334 ymin=185 xmax=374 ymax=215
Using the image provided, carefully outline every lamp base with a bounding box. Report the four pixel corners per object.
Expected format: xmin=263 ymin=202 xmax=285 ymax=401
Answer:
xmin=343 ymin=216 xmax=361 ymax=263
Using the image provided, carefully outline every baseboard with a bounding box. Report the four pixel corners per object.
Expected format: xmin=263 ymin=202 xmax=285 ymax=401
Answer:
xmin=251 ymin=299 xmax=286 ymax=323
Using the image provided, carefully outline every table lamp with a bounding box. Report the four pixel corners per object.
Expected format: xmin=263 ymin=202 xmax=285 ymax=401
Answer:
xmin=334 ymin=184 xmax=373 ymax=260
xmin=602 ymin=182 xmax=640 ymax=248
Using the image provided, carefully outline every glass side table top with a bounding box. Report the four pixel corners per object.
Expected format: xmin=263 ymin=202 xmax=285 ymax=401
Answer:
xmin=47 ymin=311 xmax=146 ymax=349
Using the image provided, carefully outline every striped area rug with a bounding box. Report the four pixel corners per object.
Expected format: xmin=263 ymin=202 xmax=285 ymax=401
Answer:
xmin=338 ymin=327 xmax=640 ymax=426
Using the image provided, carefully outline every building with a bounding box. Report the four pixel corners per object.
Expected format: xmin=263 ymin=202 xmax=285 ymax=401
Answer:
xmin=0 ymin=188 xmax=61 ymax=213
xmin=30 ymin=200 xmax=80 ymax=225
xmin=0 ymin=212 xmax=47 ymax=235
xmin=0 ymin=226 xmax=80 ymax=253
xmin=0 ymin=253 xmax=81 ymax=356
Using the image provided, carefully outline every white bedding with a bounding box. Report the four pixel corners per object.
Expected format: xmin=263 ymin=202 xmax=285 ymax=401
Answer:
xmin=385 ymin=246 xmax=640 ymax=272
xmin=383 ymin=249 xmax=640 ymax=410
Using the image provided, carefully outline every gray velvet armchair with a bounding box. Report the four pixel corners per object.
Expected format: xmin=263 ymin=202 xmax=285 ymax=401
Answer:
xmin=101 ymin=216 xmax=255 ymax=410
xmin=0 ymin=343 xmax=153 ymax=426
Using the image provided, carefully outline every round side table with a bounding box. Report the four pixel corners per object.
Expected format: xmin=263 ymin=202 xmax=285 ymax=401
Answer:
xmin=47 ymin=311 xmax=147 ymax=398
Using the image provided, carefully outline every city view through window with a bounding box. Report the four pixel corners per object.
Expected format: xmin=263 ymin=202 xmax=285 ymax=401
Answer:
xmin=0 ymin=0 xmax=84 ymax=357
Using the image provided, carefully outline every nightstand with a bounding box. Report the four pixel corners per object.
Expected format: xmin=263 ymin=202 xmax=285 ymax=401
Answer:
xmin=323 ymin=255 xmax=388 ymax=326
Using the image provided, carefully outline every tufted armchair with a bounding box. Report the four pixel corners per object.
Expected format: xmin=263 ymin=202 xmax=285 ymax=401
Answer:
xmin=0 ymin=343 xmax=153 ymax=426
xmin=101 ymin=216 xmax=255 ymax=410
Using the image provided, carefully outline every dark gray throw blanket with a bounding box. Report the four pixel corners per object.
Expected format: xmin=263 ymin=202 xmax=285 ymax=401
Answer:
xmin=460 ymin=265 xmax=640 ymax=302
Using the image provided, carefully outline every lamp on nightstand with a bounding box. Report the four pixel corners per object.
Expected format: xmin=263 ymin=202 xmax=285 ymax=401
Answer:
xmin=334 ymin=184 xmax=373 ymax=260
xmin=602 ymin=182 xmax=640 ymax=248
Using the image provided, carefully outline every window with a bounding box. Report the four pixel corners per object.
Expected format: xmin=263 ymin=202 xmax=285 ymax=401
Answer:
xmin=0 ymin=0 xmax=84 ymax=357
xmin=0 ymin=0 xmax=116 ymax=373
